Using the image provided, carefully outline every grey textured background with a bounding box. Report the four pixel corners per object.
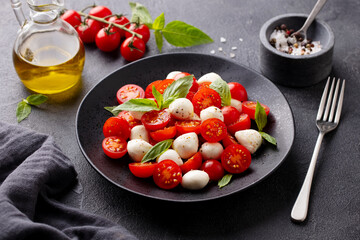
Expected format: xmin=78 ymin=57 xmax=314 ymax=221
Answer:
xmin=1 ymin=0 xmax=359 ymax=239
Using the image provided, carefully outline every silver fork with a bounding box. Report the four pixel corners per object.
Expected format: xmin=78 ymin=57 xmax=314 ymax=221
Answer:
xmin=291 ymin=77 xmax=345 ymax=222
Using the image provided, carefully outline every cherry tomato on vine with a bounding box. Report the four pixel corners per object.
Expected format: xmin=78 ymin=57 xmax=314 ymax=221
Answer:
xmin=95 ymin=27 xmax=121 ymax=52
xmin=129 ymin=162 xmax=158 ymax=178
xmin=103 ymin=117 xmax=130 ymax=139
xmin=192 ymin=88 xmax=222 ymax=115
xmin=221 ymin=144 xmax=251 ymax=174
xmin=61 ymin=10 xmax=81 ymax=27
xmin=107 ymin=15 xmax=130 ymax=37
xmin=242 ymin=101 xmax=270 ymax=120
xmin=102 ymin=136 xmax=127 ymax=159
xmin=200 ymin=160 xmax=225 ymax=181
xmin=89 ymin=6 xmax=112 ymax=19
xmin=228 ymin=82 xmax=248 ymax=102
xmin=76 ymin=18 xmax=102 ymax=43
xmin=116 ymin=84 xmax=145 ymax=104
xmin=153 ymin=160 xmax=182 ymax=189
xmin=141 ymin=109 xmax=171 ymax=131
xmin=125 ymin=23 xmax=151 ymax=43
xmin=120 ymin=37 xmax=146 ymax=62
xmin=200 ymin=118 xmax=227 ymax=143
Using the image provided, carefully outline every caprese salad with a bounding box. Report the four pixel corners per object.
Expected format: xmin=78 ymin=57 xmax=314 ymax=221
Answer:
xmin=102 ymin=71 xmax=276 ymax=190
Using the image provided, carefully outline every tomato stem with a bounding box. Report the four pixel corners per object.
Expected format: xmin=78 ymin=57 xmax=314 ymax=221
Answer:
xmin=77 ymin=11 xmax=143 ymax=39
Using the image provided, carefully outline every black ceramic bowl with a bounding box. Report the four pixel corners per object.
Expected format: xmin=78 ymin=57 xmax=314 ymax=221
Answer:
xmin=259 ymin=13 xmax=334 ymax=87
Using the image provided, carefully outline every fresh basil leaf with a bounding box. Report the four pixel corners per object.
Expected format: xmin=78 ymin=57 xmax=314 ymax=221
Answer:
xmin=152 ymin=86 xmax=163 ymax=109
xmin=104 ymin=106 xmax=121 ymax=116
xmin=154 ymin=30 xmax=163 ymax=52
xmin=162 ymin=20 xmax=213 ymax=47
xmin=152 ymin=12 xmax=165 ymax=30
xmin=218 ymin=174 xmax=233 ymax=188
xmin=16 ymin=101 xmax=31 ymax=123
xmin=255 ymin=101 xmax=267 ymax=132
xmin=209 ymin=78 xmax=231 ymax=106
xmin=141 ymin=139 xmax=173 ymax=163
xmin=260 ymin=132 xmax=277 ymax=146
xmin=162 ymin=75 xmax=193 ymax=108
xmin=26 ymin=94 xmax=48 ymax=106
xmin=112 ymin=98 xmax=159 ymax=112
xmin=129 ymin=2 xmax=153 ymax=27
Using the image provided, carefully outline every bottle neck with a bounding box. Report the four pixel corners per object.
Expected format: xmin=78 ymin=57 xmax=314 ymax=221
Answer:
xmin=27 ymin=1 xmax=63 ymax=24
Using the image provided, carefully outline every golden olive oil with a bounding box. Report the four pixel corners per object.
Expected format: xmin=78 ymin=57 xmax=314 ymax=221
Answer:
xmin=13 ymin=31 xmax=85 ymax=94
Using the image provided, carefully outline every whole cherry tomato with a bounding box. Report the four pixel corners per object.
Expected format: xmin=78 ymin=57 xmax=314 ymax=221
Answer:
xmin=120 ymin=37 xmax=146 ymax=62
xmin=200 ymin=160 xmax=225 ymax=181
xmin=107 ymin=15 xmax=130 ymax=37
xmin=221 ymin=106 xmax=241 ymax=126
xmin=173 ymin=72 xmax=199 ymax=92
xmin=228 ymin=82 xmax=248 ymax=102
xmin=61 ymin=10 xmax=81 ymax=27
xmin=76 ymin=18 xmax=102 ymax=43
xmin=89 ymin=6 xmax=112 ymax=19
xmin=103 ymin=117 xmax=130 ymax=139
xmin=125 ymin=23 xmax=151 ymax=43
xmin=95 ymin=27 xmax=121 ymax=52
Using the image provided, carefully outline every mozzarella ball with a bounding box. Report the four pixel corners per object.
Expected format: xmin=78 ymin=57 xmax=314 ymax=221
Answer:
xmin=198 ymin=72 xmax=222 ymax=84
xmin=200 ymin=106 xmax=224 ymax=122
xmin=157 ymin=149 xmax=183 ymax=166
xmin=172 ymin=132 xmax=199 ymax=159
xmin=166 ymin=71 xmax=181 ymax=79
xmin=200 ymin=142 xmax=224 ymax=160
xmin=230 ymin=99 xmax=242 ymax=112
xmin=129 ymin=111 xmax=145 ymax=120
xmin=130 ymin=125 xmax=149 ymax=143
xmin=181 ymin=170 xmax=209 ymax=190
xmin=235 ymin=129 xmax=262 ymax=154
xmin=169 ymin=98 xmax=194 ymax=120
xmin=127 ymin=139 xmax=152 ymax=162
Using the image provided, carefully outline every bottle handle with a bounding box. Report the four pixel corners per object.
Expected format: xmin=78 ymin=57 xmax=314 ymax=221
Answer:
xmin=10 ymin=0 xmax=27 ymax=27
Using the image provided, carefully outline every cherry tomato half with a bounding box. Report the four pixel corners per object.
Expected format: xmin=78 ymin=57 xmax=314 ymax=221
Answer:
xmin=192 ymin=88 xmax=222 ymax=115
xmin=228 ymin=82 xmax=248 ymax=102
xmin=95 ymin=27 xmax=121 ymax=52
xmin=173 ymin=72 xmax=199 ymax=92
xmin=180 ymin=152 xmax=203 ymax=174
xmin=156 ymin=79 xmax=175 ymax=94
xmin=120 ymin=37 xmax=146 ymax=62
xmin=221 ymin=144 xmax=251 ymax=174
xmin=221 ymin=106 xmax=241 ymax=126
xmin=145 ymin=80 xmax=162 ymax=98
xmin=103 ymin=117 xmax=130 ymax=139
xmin=107 ymin=15 xmax=130 ymax=37
xmin=125 ymin=23 xmax=151 ymax=43
xmin=227 ymin=113 xmax=251 ymax=135
xmin=129 ymin=162 xmax=158 ymax=178
xmin=242 ymin=101 xmax=270 ymax=120
xmin=200 ymin=159 xmax=225 ymax=181
xmin=200 ymin=118 xmax=227 ymax=143
xmin=102 ymin=136 xmax=127 ymax=159
xmin=141 ymin=109 xmax=171 ymax=131
xmin=150 ymin=126 xmax=177 ymax=142
xmin=117 ymin=111 xmax=141 ymax=129
xmin=222 ymin=132 xmax=238 ymax=148
xmin=76 ymin=18 xmax=102 ymax=43
xmin=198 ymin=81 xmax=212 ymax=90
xmin=61 ymin=10 xmax=81 ymax=27
xmin=116 ymin=84 xmax=145 ymax=104
xmin=153 ymin=160 xmax=182 ymax=189
xmin=175 ymin=120 xmax=201 ymax=135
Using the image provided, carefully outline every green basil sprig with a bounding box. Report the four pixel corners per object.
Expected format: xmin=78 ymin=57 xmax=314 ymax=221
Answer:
xmin=16 ymin=94 xmax=48 ymax=123
xmin=141 ymin=139 xmax=173 ymax=163
xmin=209 ymin=78 xmax=231 ymax=106
xmin=130 ymin=3 xmax=213 ymax=52
xmin=218 ymin=174 xmax=233 ymax=188
xmin=255 ymin=101 xmax=277 ymax=146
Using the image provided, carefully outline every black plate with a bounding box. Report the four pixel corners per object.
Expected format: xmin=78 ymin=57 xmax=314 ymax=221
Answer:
xmin=75 ymin=53 xmax=295 ymax=202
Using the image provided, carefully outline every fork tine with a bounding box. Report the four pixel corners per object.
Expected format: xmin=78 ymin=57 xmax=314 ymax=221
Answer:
xmin=323 ymin=77 xmax=336 ymax=121
xmin=334 ymin=80 xmax=345 ymax=124
xmin=328 ymin=78 xmax=341 ymax=122
xmin=316 ymin=77 xmax=331 ymax=121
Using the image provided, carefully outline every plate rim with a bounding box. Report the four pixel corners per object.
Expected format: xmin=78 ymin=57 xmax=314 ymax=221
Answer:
xmin=75 ymin=52 xmax=295 ymax=202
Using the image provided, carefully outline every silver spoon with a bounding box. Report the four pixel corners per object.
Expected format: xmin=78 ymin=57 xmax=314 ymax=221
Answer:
xmin=292 ymin=0 xmax=328 ymax=40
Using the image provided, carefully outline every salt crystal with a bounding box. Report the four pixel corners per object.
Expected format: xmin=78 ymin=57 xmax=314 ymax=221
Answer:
xmin=230 ymin=53 xmax=235 ymax=58
xmin=220 ymin=37 xmax=226 ymax=43
xmin=218 ymin=47 xmax=223 ymax=52
xmin=231 ymin=47 xmax=237 ymax=50
xmin=210 ymin=50 xmax=215 ymax=54
xmin=239 ymin=38 xmax=243 ymax=42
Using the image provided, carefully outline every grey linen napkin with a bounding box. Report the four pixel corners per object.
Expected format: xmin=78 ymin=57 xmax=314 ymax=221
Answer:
xmin=0 ymin=121 xmax=137 ymax=240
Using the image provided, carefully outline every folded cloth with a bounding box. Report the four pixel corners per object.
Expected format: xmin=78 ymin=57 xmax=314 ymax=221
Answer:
xmin=0 ymin=121 xmax=137 ymax=240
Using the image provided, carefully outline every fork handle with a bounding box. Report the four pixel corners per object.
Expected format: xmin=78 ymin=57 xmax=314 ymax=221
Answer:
xmin=291 ymin=131 xmax=325 ymax=222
